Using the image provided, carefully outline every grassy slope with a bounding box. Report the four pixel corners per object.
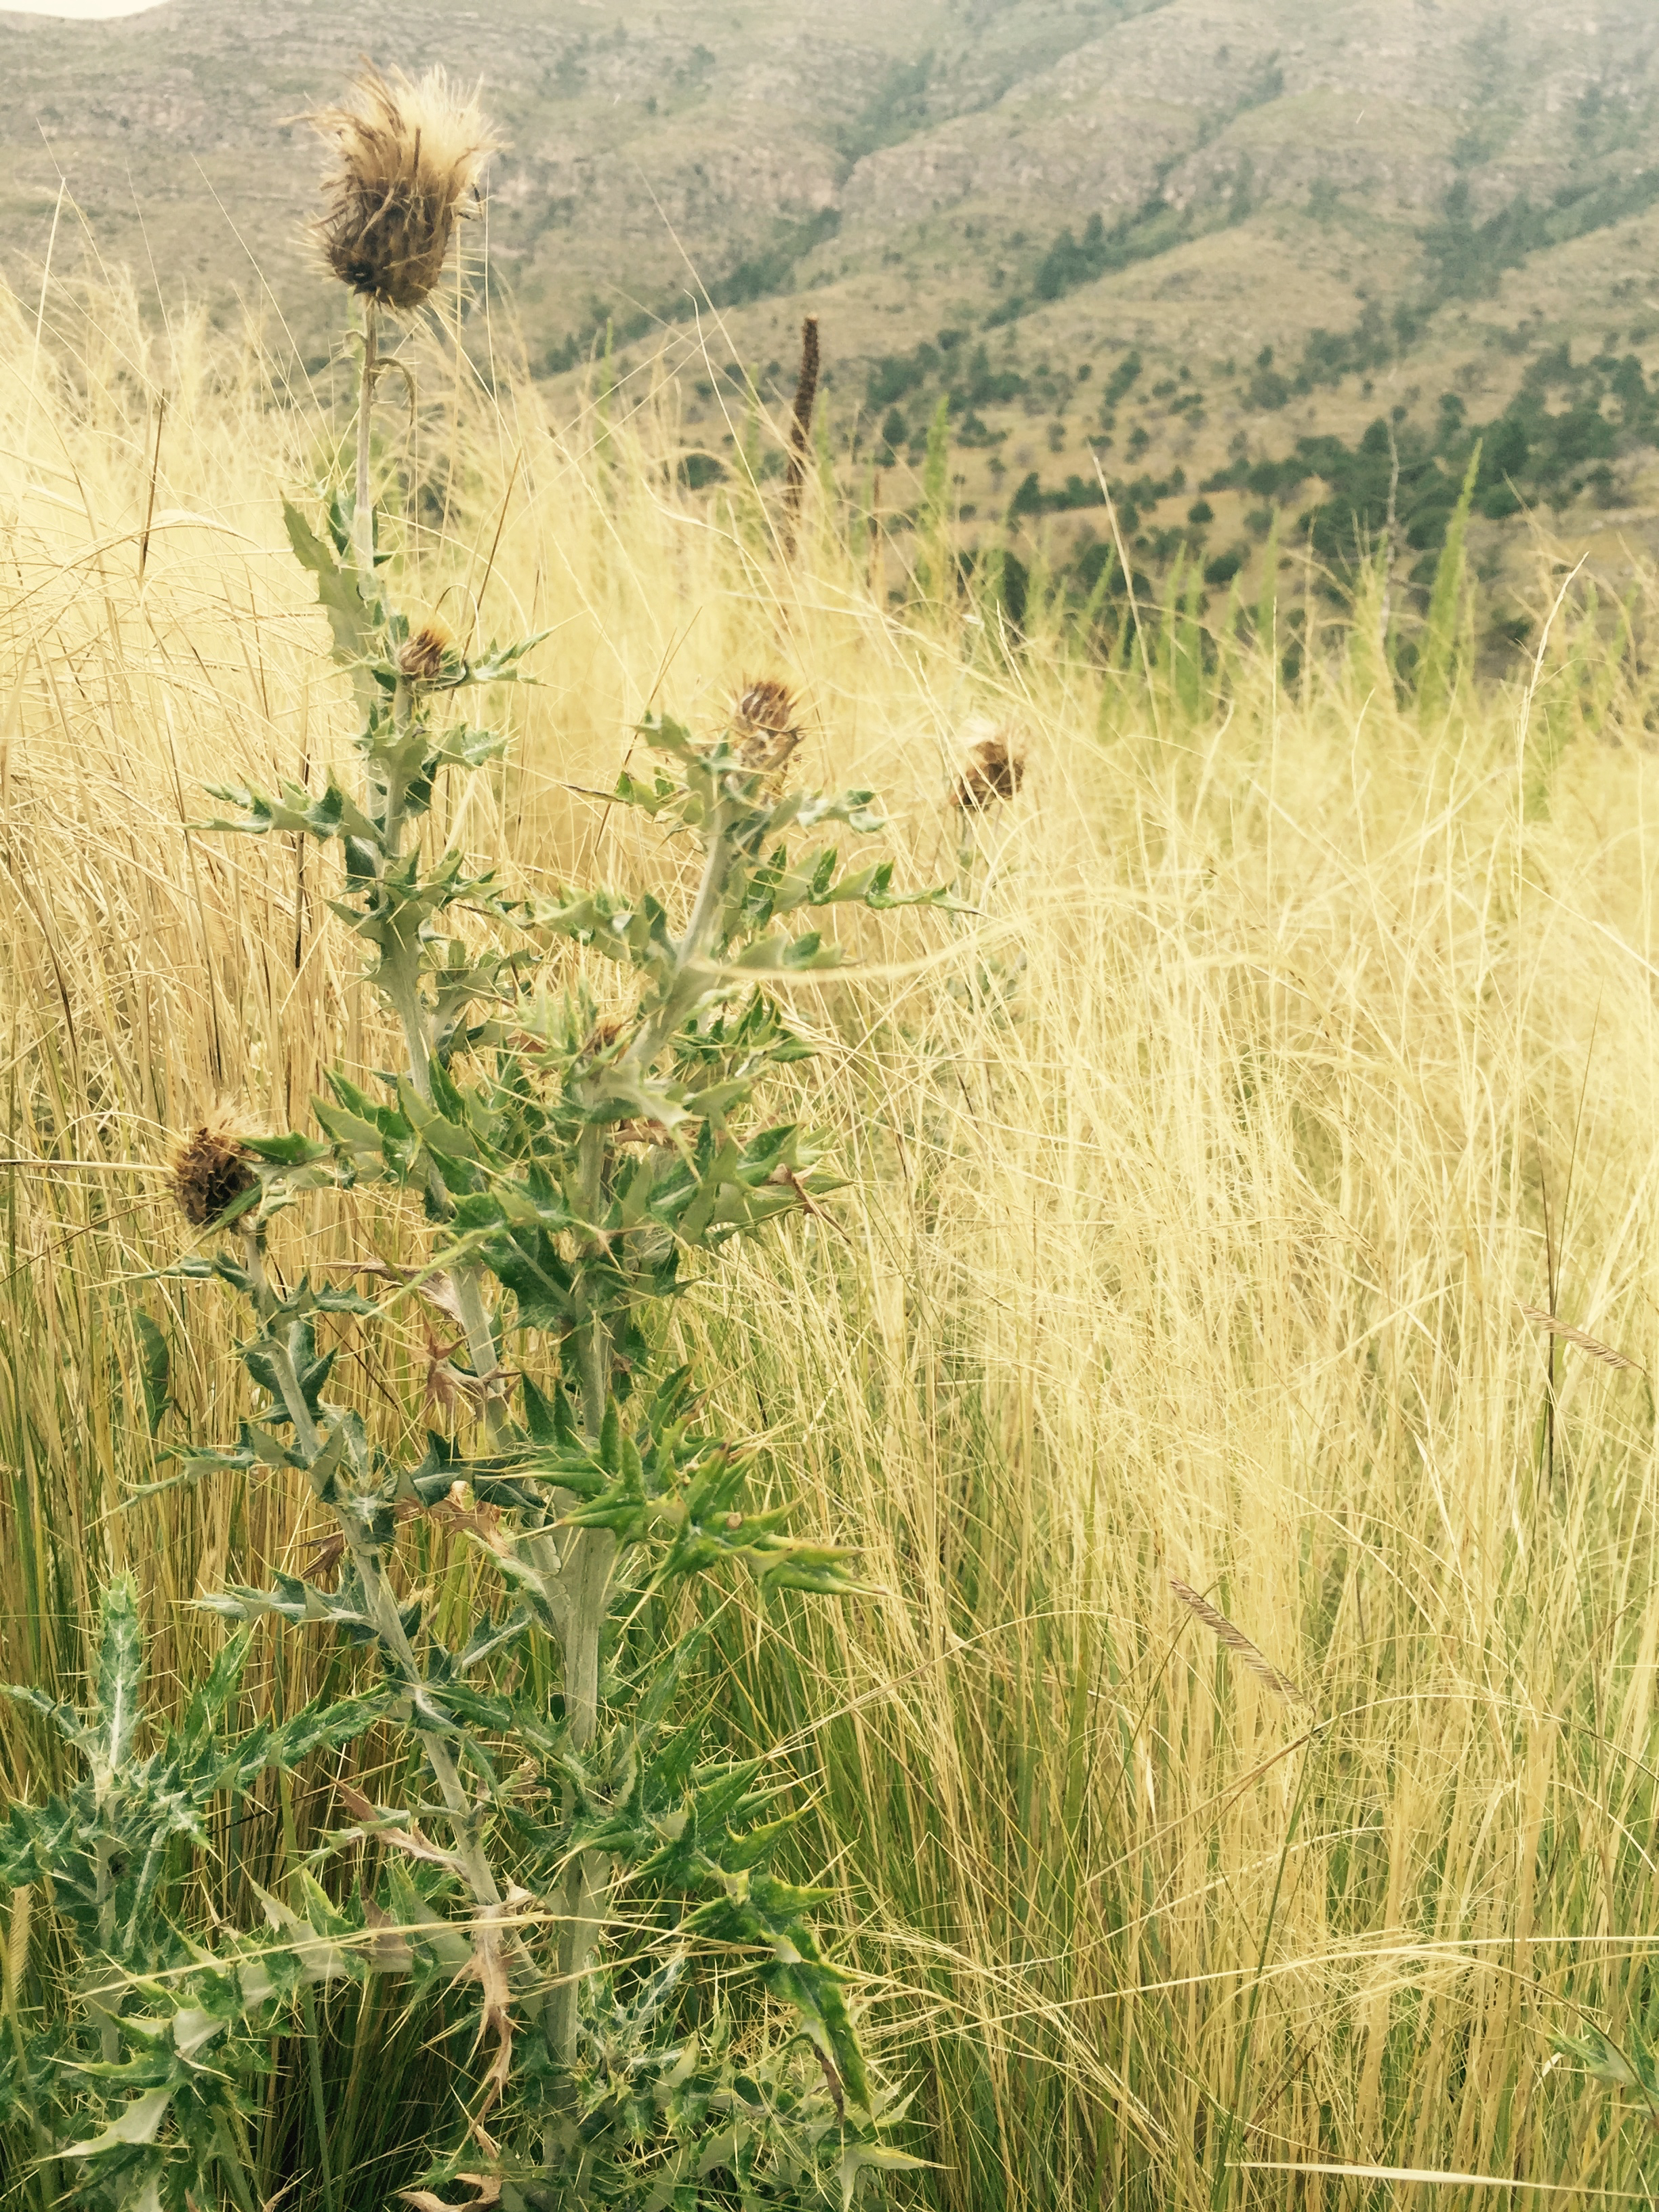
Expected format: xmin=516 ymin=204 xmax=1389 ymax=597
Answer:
xmin=5 ymin=0 xmax=1659 ymax=630
xmin=5 ymin=270 xmax=1659 ymax=2209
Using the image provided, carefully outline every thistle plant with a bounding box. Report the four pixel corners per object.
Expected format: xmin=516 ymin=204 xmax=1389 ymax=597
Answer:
xmin=0 ymin=66 xmax=941 ymax=2212
xmin=947 ymin=727 xmax=1025 ymax=907
xmin=949 ymin=733 xmax=1025 ymax=815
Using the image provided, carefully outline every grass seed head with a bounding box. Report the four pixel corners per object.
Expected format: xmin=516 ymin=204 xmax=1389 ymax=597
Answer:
xmin=952 ymin=729 xmax=1026 ymax=810
xmin=312 ymin=66 xmax=497 ymax=314
xmin=170 ymin=1111 xmax=257 ymax=1227
xmin=731 ymin=678 xmax=802 ymax=773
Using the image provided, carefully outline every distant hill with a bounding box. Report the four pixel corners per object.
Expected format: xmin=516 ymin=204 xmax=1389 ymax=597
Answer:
xmin=5 ymin=0 xmax=1659 ymax=644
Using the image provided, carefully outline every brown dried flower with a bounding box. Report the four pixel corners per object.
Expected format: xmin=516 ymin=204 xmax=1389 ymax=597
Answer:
xmin=397 ymin=615 xmax=457 ymax=683
xmin=170 ymin=1111 xmax=257 ymax=1227
xmin=421 ymin=1327 xmax=510 ymax=1421
xmin=951 ymin=731 xmax=1026 ymax=811
xmin=311 ymin=66 xmax=497 ymax=314
xmin=731 ymin=678 xmax=802 ymax=773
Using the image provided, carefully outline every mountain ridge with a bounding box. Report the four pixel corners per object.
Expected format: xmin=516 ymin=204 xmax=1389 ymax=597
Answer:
xmin=4 ymin=0 xmax=1659 ymax=636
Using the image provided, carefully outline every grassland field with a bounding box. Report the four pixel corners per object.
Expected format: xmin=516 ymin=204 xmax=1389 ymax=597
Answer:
xmin=8 ymin=255 xmax=1659 ymax=2212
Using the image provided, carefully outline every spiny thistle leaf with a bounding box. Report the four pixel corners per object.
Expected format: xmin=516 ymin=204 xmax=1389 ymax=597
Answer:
xmin=96 ymin=1575 xmax=145 ymax=1774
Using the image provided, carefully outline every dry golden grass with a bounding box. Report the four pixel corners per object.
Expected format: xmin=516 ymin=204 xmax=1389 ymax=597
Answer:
xmin=6 ymin=274 xmax=1659 ymax=2210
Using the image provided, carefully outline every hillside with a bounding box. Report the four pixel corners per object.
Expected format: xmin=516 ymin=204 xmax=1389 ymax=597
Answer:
xmin=3 ymin=0 xmax=1659 ymax=640
xmin=11 ymin=17 xmax=1659 ymax=2209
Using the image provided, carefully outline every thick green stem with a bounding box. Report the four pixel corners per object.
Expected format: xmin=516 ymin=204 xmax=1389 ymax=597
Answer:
xmin=382 ymin=951 xmax=435 ymax=1098
xmin=279 ymin=1769 xmax=339 ymax=2212
xmin=676 ymin=828 xmax=731 ymax=970
xmin=544 ymin=1583 xmax=611 ymax=2179
xmin=625 ymin=820 xmax=735 ymax=1075
xmin=345 ymin=385 xmax=662 ymax=2179
xmin=541 ymin=1118 xmax=621 ymax=2173
xmin=574 ymin=1120 xmax=611 ymax=1442
xmin=544 ymin=806 xmax=745 ymax=2145
xmin=539 ymin=808 xmax=745 ymax=2166
xmin=318 ymin=574 xmax=510 ymax=1915
xmin=382 ymin=676 xmax=413 ymax=856
xmin=91 ymin=1840 xmax=119 ymax=2068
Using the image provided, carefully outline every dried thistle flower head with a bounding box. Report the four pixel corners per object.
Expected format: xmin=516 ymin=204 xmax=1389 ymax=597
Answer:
xmin=731 ymin=678 xmax=802 ymax=773
xmin=951 ymin=729 xmax=1026 ymax=811
xmin=170 ymin=1111 xmax=257 ymax=1227
xmin=312 ymin=66 xmax=497 ymax=314
xmin=396 ymin=615 xmax=458 ymax=683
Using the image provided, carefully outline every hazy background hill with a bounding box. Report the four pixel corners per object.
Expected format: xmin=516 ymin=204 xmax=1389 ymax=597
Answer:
xmin=5 ymin=0 xmax=1659 ymax=642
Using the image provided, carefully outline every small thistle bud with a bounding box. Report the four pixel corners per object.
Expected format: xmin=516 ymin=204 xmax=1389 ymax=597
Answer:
xmin=170 ymin=1112 xmax=257 ymax=1227
xmin=396 ymin=615 xmax=457 ymax=683
xmin=312 ymin=66 xmax=497 ymax=315
xmin=731 ymin=678 xmax=802 ymax=773
xmin=580 ymin=1013 xmax=626 ymax=1059
xmin=951 ymin=730 xmax=1026 ymax=811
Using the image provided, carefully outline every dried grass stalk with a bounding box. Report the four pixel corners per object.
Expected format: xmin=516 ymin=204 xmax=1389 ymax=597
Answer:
xmin=312 ymin=66 xmax=497 ymax=313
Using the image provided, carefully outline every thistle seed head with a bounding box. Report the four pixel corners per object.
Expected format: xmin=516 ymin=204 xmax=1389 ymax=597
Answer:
xmin=170 ymin=1111 xmax=257 ymax=1227
xmin=951 ymin=730 xmax=1026 ymax=811
xmin=731 ymin=678 xmax=802 ymax=773
xmin=311 ymin=66 xmax=497 ymax=314
xmin=396 ymin=615 xmax=458 ymax=682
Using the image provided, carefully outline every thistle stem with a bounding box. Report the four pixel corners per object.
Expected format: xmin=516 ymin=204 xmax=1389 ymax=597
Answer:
xmin=354 ymin=300 xmax=379 ymax=586
xmin=567 ymin=1118 xmax=614 ymax=1742
xmin=382 ymin=954 xmax=434 ymax=1097
xmin=557 ymin=808 xmax=740 ymax=1746
xmin=624 ymin=818 xmax=735 ymax=1074
xmin=574 ymin=1120 xmax=611 ymax=1443
xmin=346 ymin=363 xmax=617 ymax=2167
xmin=382 ymin=678 xmax=411 ymax=854
xmin=375 ymin=683 xmax=512 ymax=1446
xmin=92 ymin=1841 xmax=119 ymax=2068
xmin=677 ymin=827 xmax=731 ymax=968
xmin=539 ymin=808 xmax=743 ymax=2158
xmin=261 ymin=1324 xmax=502 ymax=1912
